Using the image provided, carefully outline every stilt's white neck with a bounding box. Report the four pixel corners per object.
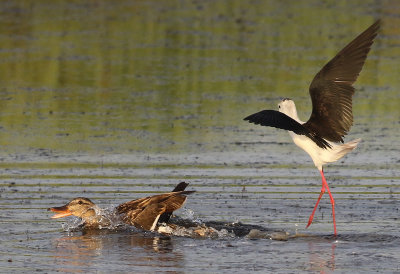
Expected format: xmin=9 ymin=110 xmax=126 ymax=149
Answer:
xmin=278 ymin=99 xmax=303 ymax=123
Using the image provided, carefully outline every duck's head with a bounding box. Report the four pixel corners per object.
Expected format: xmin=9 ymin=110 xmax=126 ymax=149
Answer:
xmin=48 ymin=197 xmax=98 ymax=221
xmin=278 ymin=98 xmax=300 ymax=121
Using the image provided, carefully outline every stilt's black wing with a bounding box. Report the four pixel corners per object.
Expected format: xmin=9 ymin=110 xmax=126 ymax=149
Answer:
xmin=304 ymin=20 xmax=380 ymax=142
xmin=244 ymin=109 xmax=331 ymax=149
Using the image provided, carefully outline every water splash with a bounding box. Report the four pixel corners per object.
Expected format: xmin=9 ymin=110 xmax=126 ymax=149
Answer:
xmin=181 ymin=208 xmax=202 ymax=224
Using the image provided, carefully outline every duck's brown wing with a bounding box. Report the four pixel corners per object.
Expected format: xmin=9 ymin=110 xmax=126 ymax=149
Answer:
xmin=118 ymin=207 xmax=143 ymax=226
xmin=159 ymin=182 xmax=189 ymax=223
xmin=132 ymin=195 xmax=189 ymax=230
xmin=304 ymin=20 xmax=380 ymax=143
xmin=164 ymin=195 xmax=188 ymax=213
xmin=116 ymin=191 xmax=194 ymax=213
xmin=116 ymin=191 xmax=195 ymax=228
xmin=131 ymin=203 xmax=167 ymax=231
xmin=116 ymin=196 xmax=152 ymax=214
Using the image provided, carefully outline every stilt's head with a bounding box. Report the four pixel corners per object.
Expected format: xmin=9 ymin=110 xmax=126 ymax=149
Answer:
xmin=278 ymin=98 xmax=300 ymax=122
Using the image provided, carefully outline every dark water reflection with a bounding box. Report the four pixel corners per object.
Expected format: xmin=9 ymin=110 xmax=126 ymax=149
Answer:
xmin=49 ymin=228 xmax=341 ymax=273
xmin=51 ymin=232 xmax=182 ymax=272
xmin=1 ymin=0 xmax=400 ymax=273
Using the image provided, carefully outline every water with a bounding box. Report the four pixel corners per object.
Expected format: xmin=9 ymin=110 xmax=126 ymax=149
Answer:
xmin=1 ymin=0 xmax=400 ymax=272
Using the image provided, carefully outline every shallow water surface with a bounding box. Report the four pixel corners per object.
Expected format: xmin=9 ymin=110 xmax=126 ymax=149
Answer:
xmin=1 ymin=156 xmax=400 ymax=272
xmin=1 ymin=0 xmax=400 ymax=273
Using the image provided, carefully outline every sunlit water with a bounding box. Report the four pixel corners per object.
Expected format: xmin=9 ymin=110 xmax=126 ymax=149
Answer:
xmin=1 ymin=0 xmax=400 ymax=273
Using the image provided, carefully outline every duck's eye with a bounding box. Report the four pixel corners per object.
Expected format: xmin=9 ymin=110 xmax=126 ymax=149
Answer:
xmin=278 ymin=105 xmax=281 ymax=109
xmin=78 ymin=200 xmax=83 ymax=205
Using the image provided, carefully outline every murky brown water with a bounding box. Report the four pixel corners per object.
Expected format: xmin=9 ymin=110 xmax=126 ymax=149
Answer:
xmin=1 ymin=0 xmax=400 ymax=273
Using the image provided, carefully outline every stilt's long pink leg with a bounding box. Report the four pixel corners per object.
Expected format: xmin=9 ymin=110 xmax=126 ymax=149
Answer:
xmin=320 ymin=169 xmax=337 ymax=235
xmin=306 ymin=184 xmax=325 ymax=228
xmin=306 ymin=168 xmax=337 ymax=236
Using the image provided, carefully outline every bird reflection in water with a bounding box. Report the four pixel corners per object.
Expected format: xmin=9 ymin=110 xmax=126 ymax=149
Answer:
xmin=51 ymin=230 xmax=183 ymax=272
xmin=307 ymin=240 xmax=336 ymax=272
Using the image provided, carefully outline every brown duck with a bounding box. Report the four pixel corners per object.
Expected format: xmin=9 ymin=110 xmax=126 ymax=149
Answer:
xmin=48 ymin=182 xmax=195 ymax=231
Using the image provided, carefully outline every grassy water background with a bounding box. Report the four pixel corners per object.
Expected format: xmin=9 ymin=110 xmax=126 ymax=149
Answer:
xmin=0 ymin=0 xmax=398 ymax=157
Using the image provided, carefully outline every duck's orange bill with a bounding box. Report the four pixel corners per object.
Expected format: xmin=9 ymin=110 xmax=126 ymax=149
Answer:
xmin=48 ymin=206 xmax=72 ymax=219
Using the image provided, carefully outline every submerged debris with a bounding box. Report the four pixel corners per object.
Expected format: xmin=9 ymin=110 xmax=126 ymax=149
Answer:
xmin=157 ymin=223 xmax=224 ymax=238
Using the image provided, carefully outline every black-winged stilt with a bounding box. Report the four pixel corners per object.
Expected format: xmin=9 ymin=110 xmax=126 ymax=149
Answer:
xmin=244 ymin=20 xmax=380 ymax=235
